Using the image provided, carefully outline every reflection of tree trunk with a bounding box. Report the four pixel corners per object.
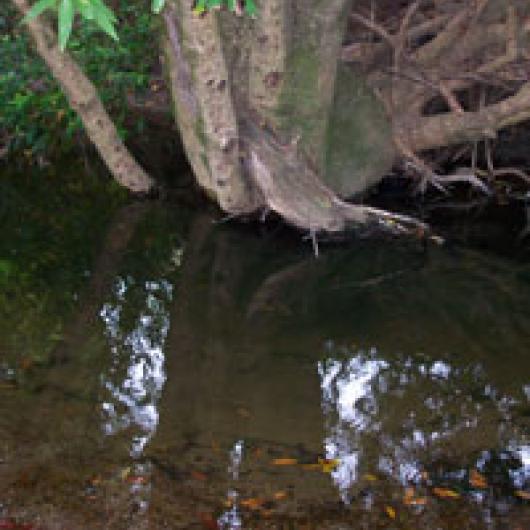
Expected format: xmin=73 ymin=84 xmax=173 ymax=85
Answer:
xmin=155 ymin=214 xmax=324 ymax=451
xmin=48 ymin=202 xmax=150 ymax=375
xmin=11 ymin=0 xmax=154 ymax=193
xmin=149 ymin=216 xmax=332 ymax=517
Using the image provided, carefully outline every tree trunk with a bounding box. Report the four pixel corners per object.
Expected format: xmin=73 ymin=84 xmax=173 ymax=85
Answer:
xmin=161 ymin=1 xmax=428 ymax=236
xmin=11 ymin=0 xmax=154 ymax=194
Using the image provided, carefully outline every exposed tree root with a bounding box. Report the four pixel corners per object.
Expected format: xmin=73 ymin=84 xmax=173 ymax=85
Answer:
xmin=346 ymin=0 xmax=530 ymax=196
xmin=243 ymin=117 xmax=438 ymax=242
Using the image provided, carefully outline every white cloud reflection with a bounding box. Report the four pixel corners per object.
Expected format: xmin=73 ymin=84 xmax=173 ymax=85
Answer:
xmin=218 ymin=440 xmax=245 ymax=530
xmin=318 ymin=345 xmax=529 ymax=505
xmin=99 ymin=277 xmax=172 ymax=458
xmin=318 ymin=350 xmax=387 ymax=502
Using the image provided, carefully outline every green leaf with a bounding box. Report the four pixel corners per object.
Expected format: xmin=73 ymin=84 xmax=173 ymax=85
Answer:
xmin=74 ymin=0 xmax=95 ymax=20
xmin=0 ymin=259 xmax=13 ymax=277
xmin=22 ymin=0 xmax=58 ymax=23
xmin=58 ymin=0 xmax=74 ymax=51
xmin=226 ymin=0 xmax=236 ymax=11
xmin=245 ymin=0 xmax=257 ymax=16
xmin=193 ymin=0 xmax=207 ymax=14
xmin=91 ymin=0 xmax=117 ymax=23
xmin=152 ymin=0 xmax=166 ymax=14
xmin=92 ymin=0 xmax=119 ymax=41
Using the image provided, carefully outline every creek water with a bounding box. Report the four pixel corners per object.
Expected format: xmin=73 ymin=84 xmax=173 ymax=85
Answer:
xmin=0 ymin=167 xmax=529 ymax=529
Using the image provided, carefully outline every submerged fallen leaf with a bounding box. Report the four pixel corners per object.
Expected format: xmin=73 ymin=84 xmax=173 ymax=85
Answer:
xmin=385 ymin=506 xmax=396 ymax=519
xmin=240 ymin=497 xmax=264 ymax=510
xmin=403 ymin=487 xmax=427 ymax=506
xmin=236 ymin=407 xmax=251 ymax=419
xmin=191 ymin=470 xmax=208 ymax=481
xmin=469 ymin=470 xmax=487 ymax=489
xmin=273 ymin=491 xmax=288 ymax=500
xmin=271 ymin=458 xmax=298 ymax=466
xmin=404 ymin=487 xmax=415 ymax=500
xmin=363 ymin=473 xmax=378 ymax=482
xmin=127 ymin=475 xmax=147 ymax=485
xmin=319 ymin=458 xmax=340 ymax=473
xmin=19 ymin=358 xmax=33 ymax=371
xmin=198 ymin=512 xmax=218 ymax=530
xmin=515 ymin=490 xmax=530 ymax=500
xmin=433 ymin=487 xmax=460 ymax=499
xmin=405 ymin=495 xmax=427 ymax=506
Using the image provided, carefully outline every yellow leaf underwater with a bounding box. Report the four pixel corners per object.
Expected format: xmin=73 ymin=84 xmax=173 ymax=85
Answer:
xmin=271 ymin=458 xmax=298 ymax=466
xmin=403 ymin=487 xmax=427 ymax=506
xmin=240 ymin=497 xmax=264 ymax=510
xmin=515 ymin=490 xmax=530 ymax=500
xmin=469 ymin=470 xmax=487 ymax=489
xmin=385 ymin=506 xmax=396 ymax=519
xmin=363 ymin=473 xmax=378 ymax=482
xmin=433 ymin=487 xmax=460 ymax=499
xmin=319 ymin=458 xmax=340 ymax=473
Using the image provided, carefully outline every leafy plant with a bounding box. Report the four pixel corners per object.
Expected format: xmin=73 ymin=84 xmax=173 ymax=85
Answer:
xmin=23 ymin=0 xmax=118 ymax=50
xmin=0 ymin=1 xmax=153 ymax=161
xmin=192 ymin=0 xmax=257 ymax=16
xmin=22 ymin=0 xmax=258 ymax=52
xmin=0 ymin=164 xmax=127 ymax=364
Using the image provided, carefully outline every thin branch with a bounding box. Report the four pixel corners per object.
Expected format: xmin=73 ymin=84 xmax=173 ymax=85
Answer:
xmin=350 ymin=12 xmax=395 ymax=47
xmin=394 ymin=0 xmax=420 ymax=69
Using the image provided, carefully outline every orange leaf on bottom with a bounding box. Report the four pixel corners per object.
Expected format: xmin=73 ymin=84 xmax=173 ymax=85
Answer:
xmin=271 ymin=458 xmax=298 ymax=466
xmin=433 ymin=487 xmax=460 ymax=499
xmin=198 ymin=513 xmax=218 ymax=530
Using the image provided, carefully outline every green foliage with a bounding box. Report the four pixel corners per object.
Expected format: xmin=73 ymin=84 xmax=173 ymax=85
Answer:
xmin=22 ymin=0 xmax=258 ymax=53
xmin=193 ymin=0 xmax=257 ymax=16
xmin=0 ymin=1 xmax=154 ymax=161
xmin=0 ymin=163 xmax=127 ymax=363
xmin=1 ymin=0 xmax=259 ymax=162
xmin=151 ymin=0 xmax=166 ymax=14
xmin=0 ymin=258 xmax=14 ymax=283
xmin=23 ymin=0 xmax=118 ymax=50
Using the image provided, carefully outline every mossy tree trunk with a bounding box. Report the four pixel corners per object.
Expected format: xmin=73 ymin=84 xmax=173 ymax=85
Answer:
xmin=161 ymin=0 xmax=426 ymax=236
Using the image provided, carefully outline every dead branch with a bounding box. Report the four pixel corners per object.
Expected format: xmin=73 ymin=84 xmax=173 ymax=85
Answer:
xmin=404 ymin=81 xmax=530 ymax=151
xmin=345 ymin=0 xmax=530 ymax=189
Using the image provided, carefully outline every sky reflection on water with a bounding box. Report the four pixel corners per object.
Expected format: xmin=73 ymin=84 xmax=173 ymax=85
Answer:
xmin=99 ymin=276 xmax=172 ymax=458
xmin=319 ymin=343 xmax=529 ymax=518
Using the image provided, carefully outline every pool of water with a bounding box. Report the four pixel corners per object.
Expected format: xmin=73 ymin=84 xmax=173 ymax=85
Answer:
xmin=0 ymin=169 xmax=529 ymax=529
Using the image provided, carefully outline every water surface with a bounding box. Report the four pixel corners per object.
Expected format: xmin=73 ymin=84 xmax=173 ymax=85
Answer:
xmin=1 ymin=168 xmax=529 ymax=529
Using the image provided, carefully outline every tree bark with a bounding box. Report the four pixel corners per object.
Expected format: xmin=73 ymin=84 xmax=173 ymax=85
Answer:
xmin=12 ymin=0 xmax=154 ymax=194
xmin=161 ymin=0 xmax=428 ymax=237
